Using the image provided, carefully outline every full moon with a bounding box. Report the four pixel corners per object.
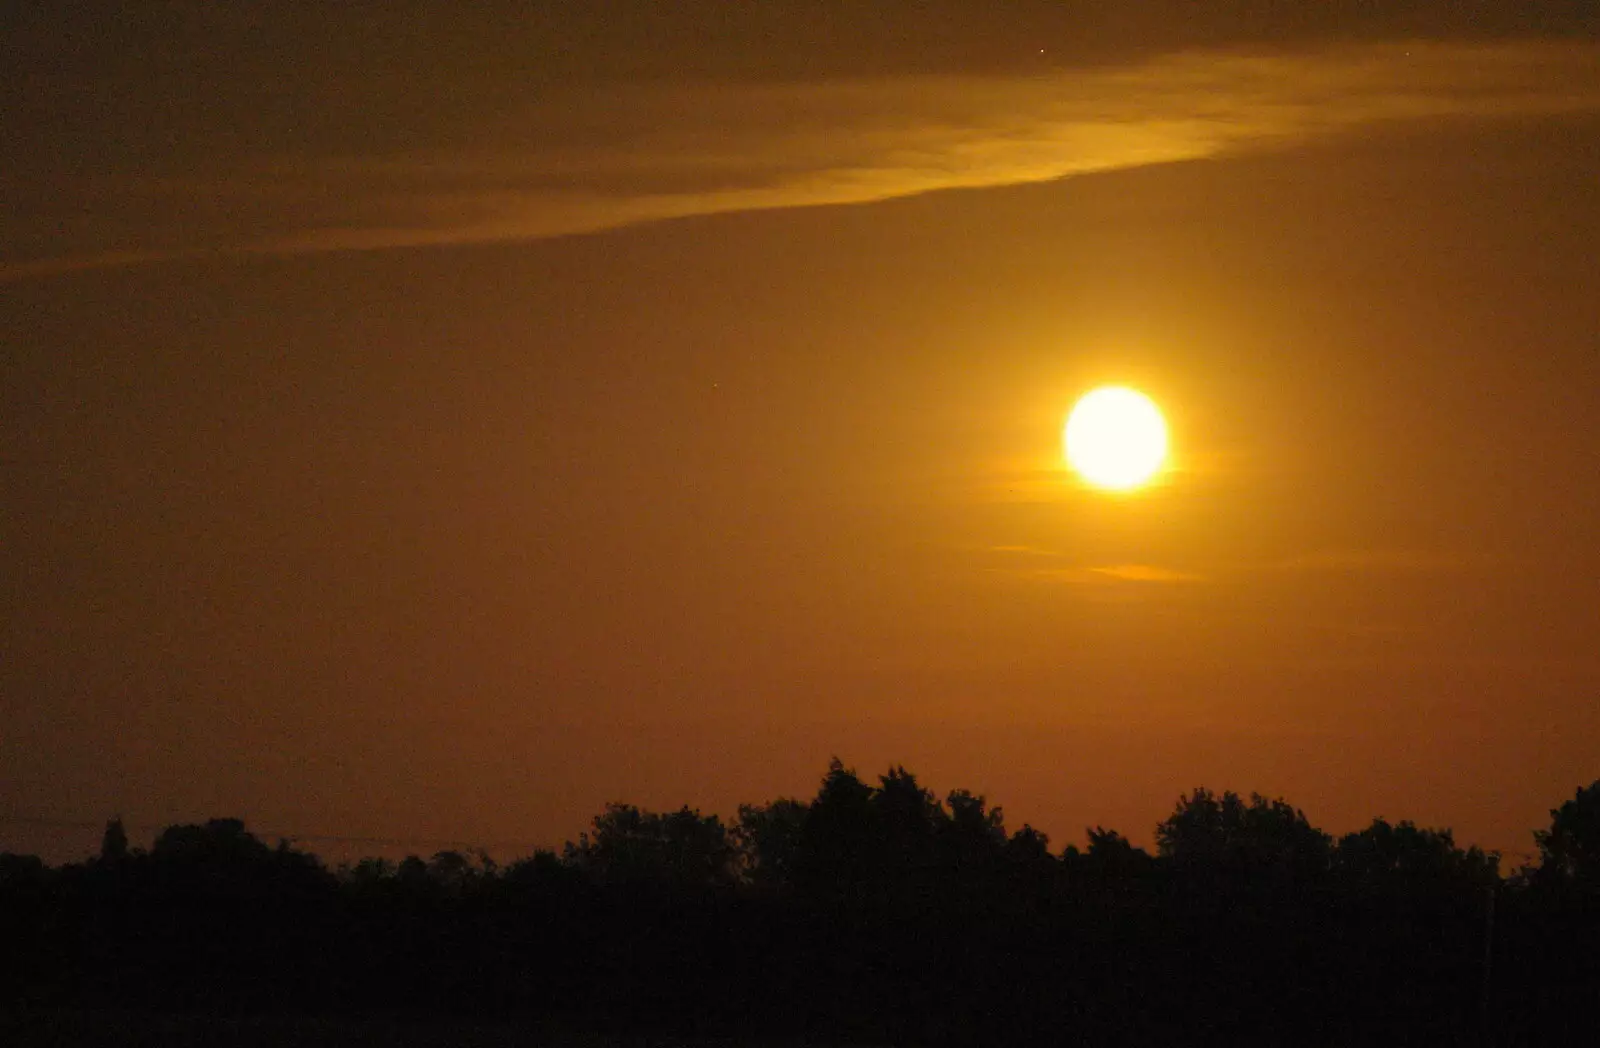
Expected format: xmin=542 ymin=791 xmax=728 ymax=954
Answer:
xmin=1063 ymin=386 xmax=1169 ymax=491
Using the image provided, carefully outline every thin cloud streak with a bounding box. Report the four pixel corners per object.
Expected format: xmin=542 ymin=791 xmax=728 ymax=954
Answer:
xmin=1272 ymin=548 xmax=1487 ymax=574
xmin=5 ymin=40 xmax=1599 ymax=280
xmin=993 ymin=561 xmax=1207 ymax=585
xmin=985 ymin=545 xmax=1482 ymax=585
xmin=1089 ymin=564 xmax=1207 ymax=583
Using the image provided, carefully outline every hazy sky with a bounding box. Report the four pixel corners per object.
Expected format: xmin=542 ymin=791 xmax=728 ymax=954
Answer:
xmin=4 ymin=3 xmax=1598 ymax=863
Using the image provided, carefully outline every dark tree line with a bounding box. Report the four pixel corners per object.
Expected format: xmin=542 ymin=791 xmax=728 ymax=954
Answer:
xmin=3 ymin=766 xmax=1599 ymax=1046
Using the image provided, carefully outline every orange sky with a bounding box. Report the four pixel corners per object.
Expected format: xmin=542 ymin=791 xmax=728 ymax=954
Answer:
xmin=3 ymin=3 xmax=1598 ymax=865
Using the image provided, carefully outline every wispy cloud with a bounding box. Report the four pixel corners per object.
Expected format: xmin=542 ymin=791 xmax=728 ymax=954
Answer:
xmin=1088 ymin=564 xmax=1206 ymax=583
xmin=989 ymin=544 xmax=1480 ymax=584
xmin=1273 ymin=549 xmax=1484 ymax=574
xmin=989 ymin=548 xmax=1206 ymax=585
xmin=1018 ymin=564 xmax=1205 ymax=585
xmin=6 ymin=40 xmax=1598 ymax=280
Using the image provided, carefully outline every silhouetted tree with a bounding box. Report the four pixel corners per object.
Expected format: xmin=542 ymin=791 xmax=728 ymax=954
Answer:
xmin=943 ymin=789 xmax=1006 ymax=847
xmin=150 ymin=818 xmax=279 ymax=867
xmin=396 ymin=854 xmax=430 ymax=888
xmin=1534 ymin=779 xmax=1600 ymax=890
xmin=1075 ymin=826 xmax=1154 ymax=881
xmin=936 ymin=788 xmax=1006 ymax=889
xmin=1003 ymin=823 xmax=1052 ymax=865
xmin=565 ymin=803 xmax=651 ymax=883
xmin=504 ymin=848 xmax=579 ymax=892
xmin=340 ymin=856 xmax=394 ymax=887
xmin=658 ymin=806 xmax=733 ymax=886
xmin=733 ymin=798 xmax=807 ymax=888
xmin=1335 ymin=818 xmax=1500 ymax=895
xmin=0 ymin=851 xmax=46 ymax=889
xmin=998 ymin=823 xmax=1058 ymax=905
xmin=1156 ymin=788 xmax=1331 ymax=888
xmin=147 ymin=818 xmax=328 ymax=896
xmin=99 ymin=816 xmax=130 ymax=864
xmin=564 ymin=802 xmax=734 ymax=887
xmin=871 ymin=765 xmax=943 ymax=882
xmin=427 ymin=849 xmax=476 ymax=891
xmin=794 ymin=758 xmax=878 ymax=895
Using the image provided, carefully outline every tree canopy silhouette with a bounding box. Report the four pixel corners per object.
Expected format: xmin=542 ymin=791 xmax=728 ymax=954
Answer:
xmin=1534 ymin=780 xmax=1600 ymax=890
xmin=563 ymin=802 xmax=734 ymax=888
xmin=1156 ymin=787 xmax=1332 ymax=889
xmin=3 ymin=769 xmax=1598 ymax=1046
xmin=1334 ymin=817 xmax=1500 ymax=895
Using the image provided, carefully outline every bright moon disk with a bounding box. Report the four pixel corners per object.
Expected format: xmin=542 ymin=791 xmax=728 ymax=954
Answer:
xmin=1063 ymin=386 xmax=1169 ymax=491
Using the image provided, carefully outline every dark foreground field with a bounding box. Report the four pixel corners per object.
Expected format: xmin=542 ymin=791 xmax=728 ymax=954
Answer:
xmin=1 ymin=1011 xmax=876 ymax=1048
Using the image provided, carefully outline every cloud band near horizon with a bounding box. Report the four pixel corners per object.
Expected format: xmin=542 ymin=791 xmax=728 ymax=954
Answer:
xmin=6 ymin=40 xmax=1599 ymax=281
